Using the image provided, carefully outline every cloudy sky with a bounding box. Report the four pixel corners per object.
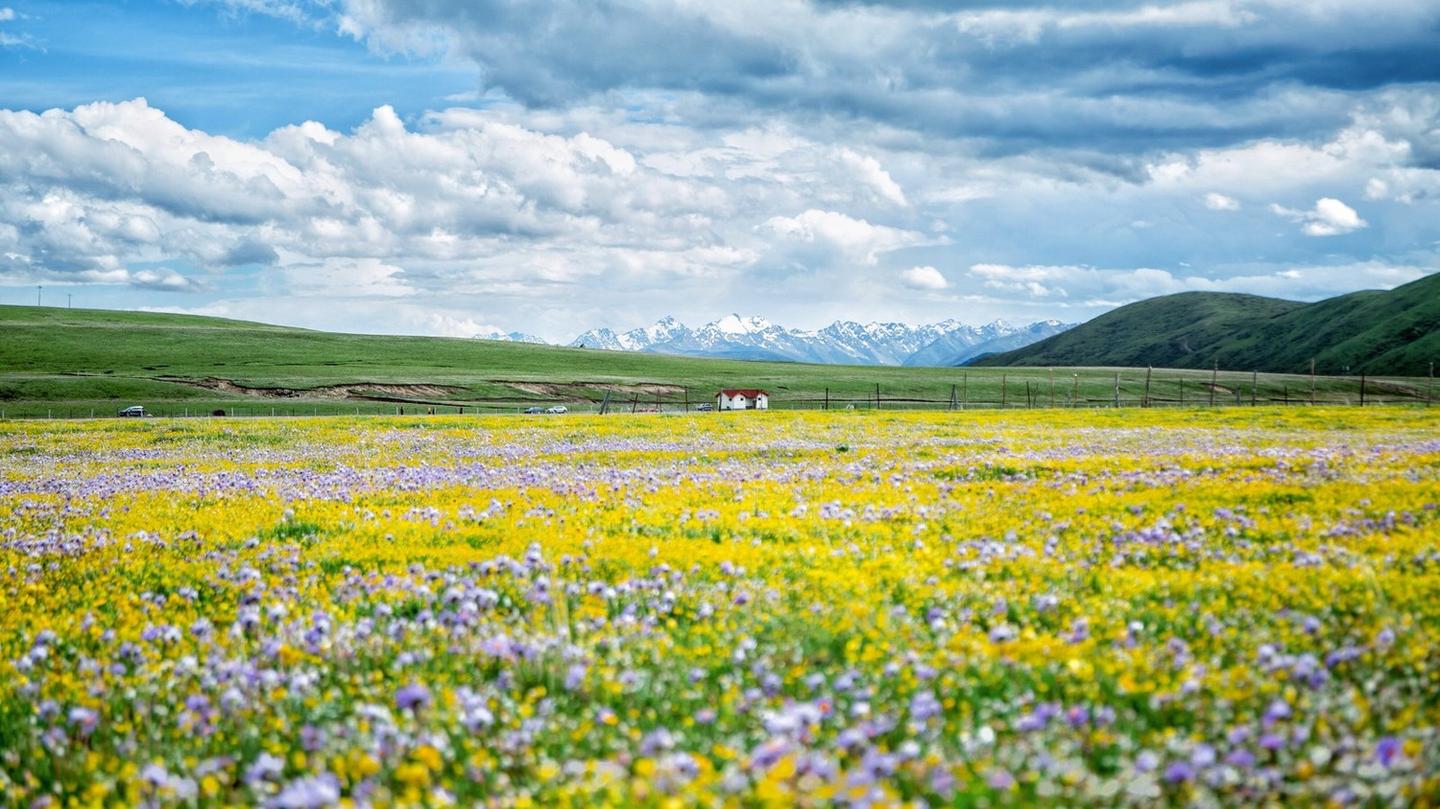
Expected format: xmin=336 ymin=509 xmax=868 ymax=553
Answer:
xmin=1 ymin=0 xmax=1438 ymax=340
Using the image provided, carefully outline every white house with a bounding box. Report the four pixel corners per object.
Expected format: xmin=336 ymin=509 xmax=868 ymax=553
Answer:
xmin=716 ymin=388 xmax=769 ymax=411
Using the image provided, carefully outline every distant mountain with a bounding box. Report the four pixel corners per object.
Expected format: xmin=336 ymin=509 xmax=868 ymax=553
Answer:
xmin=902 ymin=320 xmax=1069 ymax=367
xmin=570 ymin=314 xmax=1074 ymax=366
xmin=971 ymin=273 xmax=1440 ymax=375
xmin=473 ymin=329 xmax=546 ymax=344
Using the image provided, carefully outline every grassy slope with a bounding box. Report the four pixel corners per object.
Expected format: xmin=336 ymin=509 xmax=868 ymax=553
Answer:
xmin=975 ymin=273 xmax=1440 ymax=375
xmin=1 ymin=305 xmax=1432 ymax=417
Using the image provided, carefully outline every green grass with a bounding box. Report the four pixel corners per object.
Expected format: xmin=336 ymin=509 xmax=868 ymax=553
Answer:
xmin=975 ymin=272 xmax=1440 ymax=375
xmin=0 ymin=304 xmax=1435 ymax=418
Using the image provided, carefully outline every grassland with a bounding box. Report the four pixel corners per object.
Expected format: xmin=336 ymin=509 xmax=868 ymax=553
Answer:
xmin=1 ymin=304 xmax=1435 ymax=418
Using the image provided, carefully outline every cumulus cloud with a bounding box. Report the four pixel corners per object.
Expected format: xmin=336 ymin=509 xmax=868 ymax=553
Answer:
xmin=762 ymin=210 xmax=927 ymax=266
xmin=1270 ymin=197 xmax=1368 ymax=236
xmin=967 ymin=260 xmax=1431 ymax=306
xmin=901 ymin=265 xmax=948 ymax=291
xmin=1204 ymin=192 xmax=1240 ymax=211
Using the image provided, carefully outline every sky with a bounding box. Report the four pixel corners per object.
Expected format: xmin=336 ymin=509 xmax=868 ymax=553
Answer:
xmin=1 ymin=1 xmax=1438 ymax=342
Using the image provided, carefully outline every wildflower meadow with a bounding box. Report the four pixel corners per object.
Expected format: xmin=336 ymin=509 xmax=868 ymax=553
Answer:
xmin=2 ymin=408 xmax=1438 ymax=807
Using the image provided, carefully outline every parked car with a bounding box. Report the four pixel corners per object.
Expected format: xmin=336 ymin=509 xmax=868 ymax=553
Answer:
xmin=695 ymin=403 xmax=713 ymax=411
xmin=545 ymin=405 xmax=569 ymax=414
xmin=524 ymin=406 xmax=544 ymax=414
xmin=117 ymin=405 xmax=146 ymax=418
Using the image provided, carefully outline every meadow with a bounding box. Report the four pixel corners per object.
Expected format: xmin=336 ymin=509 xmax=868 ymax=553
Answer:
xmin=2 ymin=408 xmax=1438 ymax=807
xmin=3 ymin=305 xmax=1431 ymax=419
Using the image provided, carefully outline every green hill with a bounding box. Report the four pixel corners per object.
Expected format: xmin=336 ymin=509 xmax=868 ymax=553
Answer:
xmin=973 ymin=273 xmax=1440 ymax=375
xmin=1 ymin=304 xmax=1432 ymax=418
xmin=0 ymin=305 xmax=1010 ymax=416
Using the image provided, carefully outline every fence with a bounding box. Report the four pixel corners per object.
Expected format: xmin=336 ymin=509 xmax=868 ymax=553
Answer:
xmin=1 ymin=365 xmax=1434 ymax=420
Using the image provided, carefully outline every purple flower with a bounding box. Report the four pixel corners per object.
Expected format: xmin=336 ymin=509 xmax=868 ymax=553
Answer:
xmin=395 ymin=683 xmax=431 ymax=712
xmin=910 ymin=690 xmax=942 ymax=721
xmin=1163 ymin=761 xmax=1194 ymax=783
xmin=1263 ymin=699 xmax=1291 ymax=724
xmin=1376 ymin=736 xmax=1401 ymax=767
xmin=986 ymin=768 xmax=1014 ymax=790
xmin=269 ymin=774 xmax=340 ymax=808
xmin=1225 ymin=749 xmax=1255 ymax=769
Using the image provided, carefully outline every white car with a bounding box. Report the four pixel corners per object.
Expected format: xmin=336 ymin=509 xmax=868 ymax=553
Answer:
xmin=545 ymin=405 xmax=569 ymax=414
xmin=117 ymin=405 xmax=146 ymax=418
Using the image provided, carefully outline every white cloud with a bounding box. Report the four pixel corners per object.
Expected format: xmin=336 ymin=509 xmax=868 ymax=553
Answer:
xmin=1270 ymin=197 xmax=1368 ymax=236
xmin=761 ymin=209 xmax=926 ymax=266
xmin=0 ymin=8 xmax=15 ymax=22
xmin=1203 ymin=192 xmax=1240 ymax=211
xmin=901 ymin=265 xmax=947 ymax=290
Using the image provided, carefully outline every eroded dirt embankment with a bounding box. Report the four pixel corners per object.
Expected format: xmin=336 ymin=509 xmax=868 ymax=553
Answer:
xmin=157 ymin=377 xmax=468 ymax=400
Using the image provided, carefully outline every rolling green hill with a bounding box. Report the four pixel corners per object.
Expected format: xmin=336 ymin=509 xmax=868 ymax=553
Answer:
xmin=1 ymin=304 xmax=1432 ymax=418
xmin=973 ymin=273 xmax=1440 ymax=375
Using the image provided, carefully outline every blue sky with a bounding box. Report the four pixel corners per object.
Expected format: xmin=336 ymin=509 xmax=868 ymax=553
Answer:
xmin=1 ymin=0 xmax=1437 ymax=340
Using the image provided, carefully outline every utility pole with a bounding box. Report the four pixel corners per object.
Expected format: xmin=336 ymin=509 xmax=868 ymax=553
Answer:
xmin=67 ymin=294 xmax=72 ymax=309
xmin=36 ymin=285 xmax=42 ymax=306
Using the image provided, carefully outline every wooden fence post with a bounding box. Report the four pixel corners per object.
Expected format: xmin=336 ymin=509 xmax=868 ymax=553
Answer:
xmin=1049 ymin=368 xmax=1055 ymax=408
xmin=962 ymin=374 xmax=968 ymax=410
xmin=1026 ymin=380 xmax=1033 ymax=408
xmin=824 ymin=387 xmax=830 ymax=411
xmin=1072 ymin=374 xmax=1079 ymax=408
xmin=1113 ymin=373 xmax=1120 ymax=408
xmin=1359 ymin=374 xmax=1366 ymax=407
xmin=1001 ymin=374 xmax=1007 ymax=409
xmin=875 ymin=383 xmax=881 ymax=410
xmin=1142 ymin=366 xmax=1152 ymax=408
xmin=1429 ymin=362 xmax=1434 ymax=407
xmin=1310 ymin=358 xmax=1317 ymax=406
xmin=1251 ymin=370 xmax=1257 ymax=406
xmin=1178 ymin=377 xmax=1184 ymax=407
xmin=950 ymin=384 xmax=958 ymax=410
xmin=1210 ymin=360 xmax=1217 ymax=407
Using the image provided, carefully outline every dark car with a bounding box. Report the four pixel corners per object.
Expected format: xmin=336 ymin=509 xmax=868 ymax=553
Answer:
xmin=524 ymin=406 xmax=544 ymax=414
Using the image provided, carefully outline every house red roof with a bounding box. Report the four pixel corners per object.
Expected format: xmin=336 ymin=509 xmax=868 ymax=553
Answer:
xmin=718 ymin=389 xmax=768 ymax=397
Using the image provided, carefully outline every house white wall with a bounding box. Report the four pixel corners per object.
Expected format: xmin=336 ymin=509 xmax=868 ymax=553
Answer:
xmin=716 ymin=392 xmax=768 ymax=410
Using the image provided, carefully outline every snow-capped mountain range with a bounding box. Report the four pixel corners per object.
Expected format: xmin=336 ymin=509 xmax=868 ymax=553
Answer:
xmin=556 ymin=314 xmax=1074 ymax=366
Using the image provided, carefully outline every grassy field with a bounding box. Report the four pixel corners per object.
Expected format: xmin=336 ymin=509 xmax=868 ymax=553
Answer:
xmin=1 ymin=304 xmax=1435 ymax=418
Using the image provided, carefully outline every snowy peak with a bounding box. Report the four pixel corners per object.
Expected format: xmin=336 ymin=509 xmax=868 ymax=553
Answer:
xmin=566 ymin=314 xmax=1074 ymax=366
xmin=474 ymin=329 xmax=546 ymax=344
xmin=711 ymin=314 xmax=773 ymax=335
